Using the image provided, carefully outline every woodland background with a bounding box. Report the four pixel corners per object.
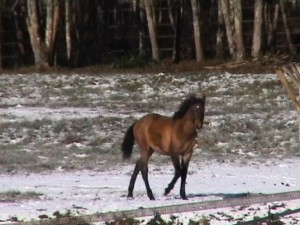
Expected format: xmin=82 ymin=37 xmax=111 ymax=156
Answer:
xmin=0 ymin=0 xmax=300 ymax=71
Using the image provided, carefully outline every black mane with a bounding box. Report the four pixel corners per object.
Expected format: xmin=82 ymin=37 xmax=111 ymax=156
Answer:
xmin=172 ymin=95 xmax=204 ymax=120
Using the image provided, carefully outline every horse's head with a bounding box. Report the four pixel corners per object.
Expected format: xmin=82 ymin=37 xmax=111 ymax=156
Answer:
xmin=173 ymin=94 xmax=206 ymax=131
xmin=191 ymin=94 xmax=206 ymax=131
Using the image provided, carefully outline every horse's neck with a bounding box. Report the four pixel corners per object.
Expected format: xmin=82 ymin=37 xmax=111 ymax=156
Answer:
xmin=177 ymin=109 xmax=197 ymax=137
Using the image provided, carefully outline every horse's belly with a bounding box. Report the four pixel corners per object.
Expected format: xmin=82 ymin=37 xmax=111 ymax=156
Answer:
xmin=174 ymin=139 xmax=197 ymax=154
xmin=152 ymin=145 xmax=169 ymax=155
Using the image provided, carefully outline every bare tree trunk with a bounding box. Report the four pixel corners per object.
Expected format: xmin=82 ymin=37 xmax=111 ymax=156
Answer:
xmin=144 ymin=0 xmax=159 ymax=61
xmin=220 ymin=0 xmax=235 ymax=59
xmin=167 ymin=0 xmax=175 ymax=29
xmin=233 ymin=0 xmax=245 ymax=62
xmin=45 ymin=0 xmax=59 ymax=66
xmin=167 ymin=0 xmax=176 ymax=59
xmin=216 ymin=0 xmax=224 ymax=59
xmin=52 ymin=0 xmax=59 ymax=65
xmin=266 ymin=2 xmax=279 ymax=51
xmin=27 ymin=0 xmax=41 ymax=66
xmin=133 ymin=0 xmax=146 ymax=57
xmin=65 ymin=0 xmax=72 ymax=61
xmin=279 ymin=0 xmax=296 ymax=55
xmin=272 ymin=2 xmax=280 ymax=30
xmin=191 ymin=0 xmax=204 ymax=61
xmin=71 ymin=0 xmax=81 ymax=66
xmin=26 ymin=0 xmax=49 ymax=69
xmin=45 ymin=0 xmax=53 ymax=53
xmin=0 ymin=8 xmax=2 ymax=72
xmin=251 ymin=0 xmax=263 ymax=58
xmin=173 ymin=0 xmax=183 ymax=63
xmin=139 ymin=6 xmax=147 ymax=57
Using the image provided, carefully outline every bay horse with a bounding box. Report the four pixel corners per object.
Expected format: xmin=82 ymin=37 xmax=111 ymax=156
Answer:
xmin=121 ymin=94 xmax=206 ymax=200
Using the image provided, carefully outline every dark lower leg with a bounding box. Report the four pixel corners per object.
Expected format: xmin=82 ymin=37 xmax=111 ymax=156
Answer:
xmin=128 ymin=159 xmax=141 ymax=198
xmin=180 ymin=153 xmax=192 ymax=200
xmin=164 ymin=156 xmax=181 ymax=196
xmin=164 ymin=171 xmax=180 ymax=195
xmin=141 ymin=163 xmax=155 ymax=200
xmin=180 ymin=163 xmax=188 ymax=200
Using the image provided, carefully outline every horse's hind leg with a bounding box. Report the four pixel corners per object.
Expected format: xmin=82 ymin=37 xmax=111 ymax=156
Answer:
xmin=140 ymin=157 xmax=155 ymax=200
xmin=164 ymin=155 xmax=181 ymax=196
xmin=128 ymin=159 xmax=141 ymax=198
xmin=128 ymin=155 xmax=155 ymax=200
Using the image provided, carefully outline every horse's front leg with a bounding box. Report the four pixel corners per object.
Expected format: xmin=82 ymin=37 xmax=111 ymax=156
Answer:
xmin=180 ymin=152 xmax=192 ymax=200
xmin=164 ymin=155 xmax=181 ymax=196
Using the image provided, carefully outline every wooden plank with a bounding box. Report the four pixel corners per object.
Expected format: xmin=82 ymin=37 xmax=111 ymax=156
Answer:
xmin=286 ymin=64 xmax=300 ymax=84
xmin=276 ymin=68 xmax=300 ymax=112
xmin=295 ymin=64 xmax=300 ymax=78
xmin=282 ymin=65 xmax=300 ymax=84
xmin=10 ymin=190 xmax=300 ymax=225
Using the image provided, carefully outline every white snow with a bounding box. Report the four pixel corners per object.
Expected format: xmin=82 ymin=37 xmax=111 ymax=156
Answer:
xmin=0 ymin=106 xmax=140 ymax=122
xmin=1 ymin=159 xmax=300 ymax=224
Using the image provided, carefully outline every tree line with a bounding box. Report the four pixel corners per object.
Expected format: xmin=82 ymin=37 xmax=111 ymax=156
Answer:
xmin=0 ymin=0 xmax=300 ymax=70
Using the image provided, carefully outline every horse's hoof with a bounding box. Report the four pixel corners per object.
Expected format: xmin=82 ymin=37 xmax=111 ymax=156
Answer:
xmin=149 ymin=195 xmax=155 ymax=200
xmin=181 ymin=196 xmax=188 ymax=200
xmin=127 ymin=193 xmax=133 ymax=199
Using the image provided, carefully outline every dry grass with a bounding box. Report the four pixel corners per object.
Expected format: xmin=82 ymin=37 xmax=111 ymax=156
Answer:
xmin=0 ymin=69 xmax=299 ymax=173
xmin=0 ymin=190 xmax=43 ymax=202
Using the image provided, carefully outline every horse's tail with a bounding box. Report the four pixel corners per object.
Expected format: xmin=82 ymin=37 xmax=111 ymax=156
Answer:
xmin=121 ymin=123 xmax=135 ymax=160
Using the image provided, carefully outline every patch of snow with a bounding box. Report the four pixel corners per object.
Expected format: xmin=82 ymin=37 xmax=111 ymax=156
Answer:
xmin=1 ymin=159 xmax=300 ymax=223
xmin=0 ymin=72 xmax=299 ymax=224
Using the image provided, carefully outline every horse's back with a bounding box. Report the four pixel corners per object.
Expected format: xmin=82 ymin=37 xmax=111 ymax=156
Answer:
xmin=134 ymin=113 xmax=173 ymax=154
xmin=134 ymin=113 xmax=171 ymax=134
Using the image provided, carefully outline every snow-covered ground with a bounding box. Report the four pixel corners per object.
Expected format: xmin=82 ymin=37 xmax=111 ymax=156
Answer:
xmin=1 ymin=160 xmax=300 ymax=224
xmin=0 ymin=72 xmax=300 ymax=224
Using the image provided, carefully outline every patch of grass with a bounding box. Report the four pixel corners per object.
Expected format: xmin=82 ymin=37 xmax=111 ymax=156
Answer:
xmin=105 ymin=217 xmax=140 ymax=225
xmin=0 ymin=146 xmax=39 ymax=169
xmin=105 ymin=214 xmax=212 ymax=225
xmin=34 ymin=162 xmax=57 ymax=171
xmin=189 ymin=216 xmax=210 ymax=225
xmin=0 ymin=190 xmax=43 ymax=202
xmin=1 ymin=73 xmax=298 ymax=172
xmin=62 ymin=133 xmax=86 ymax=145
xmin=89 ymin=137 xmax=111 ymax=147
